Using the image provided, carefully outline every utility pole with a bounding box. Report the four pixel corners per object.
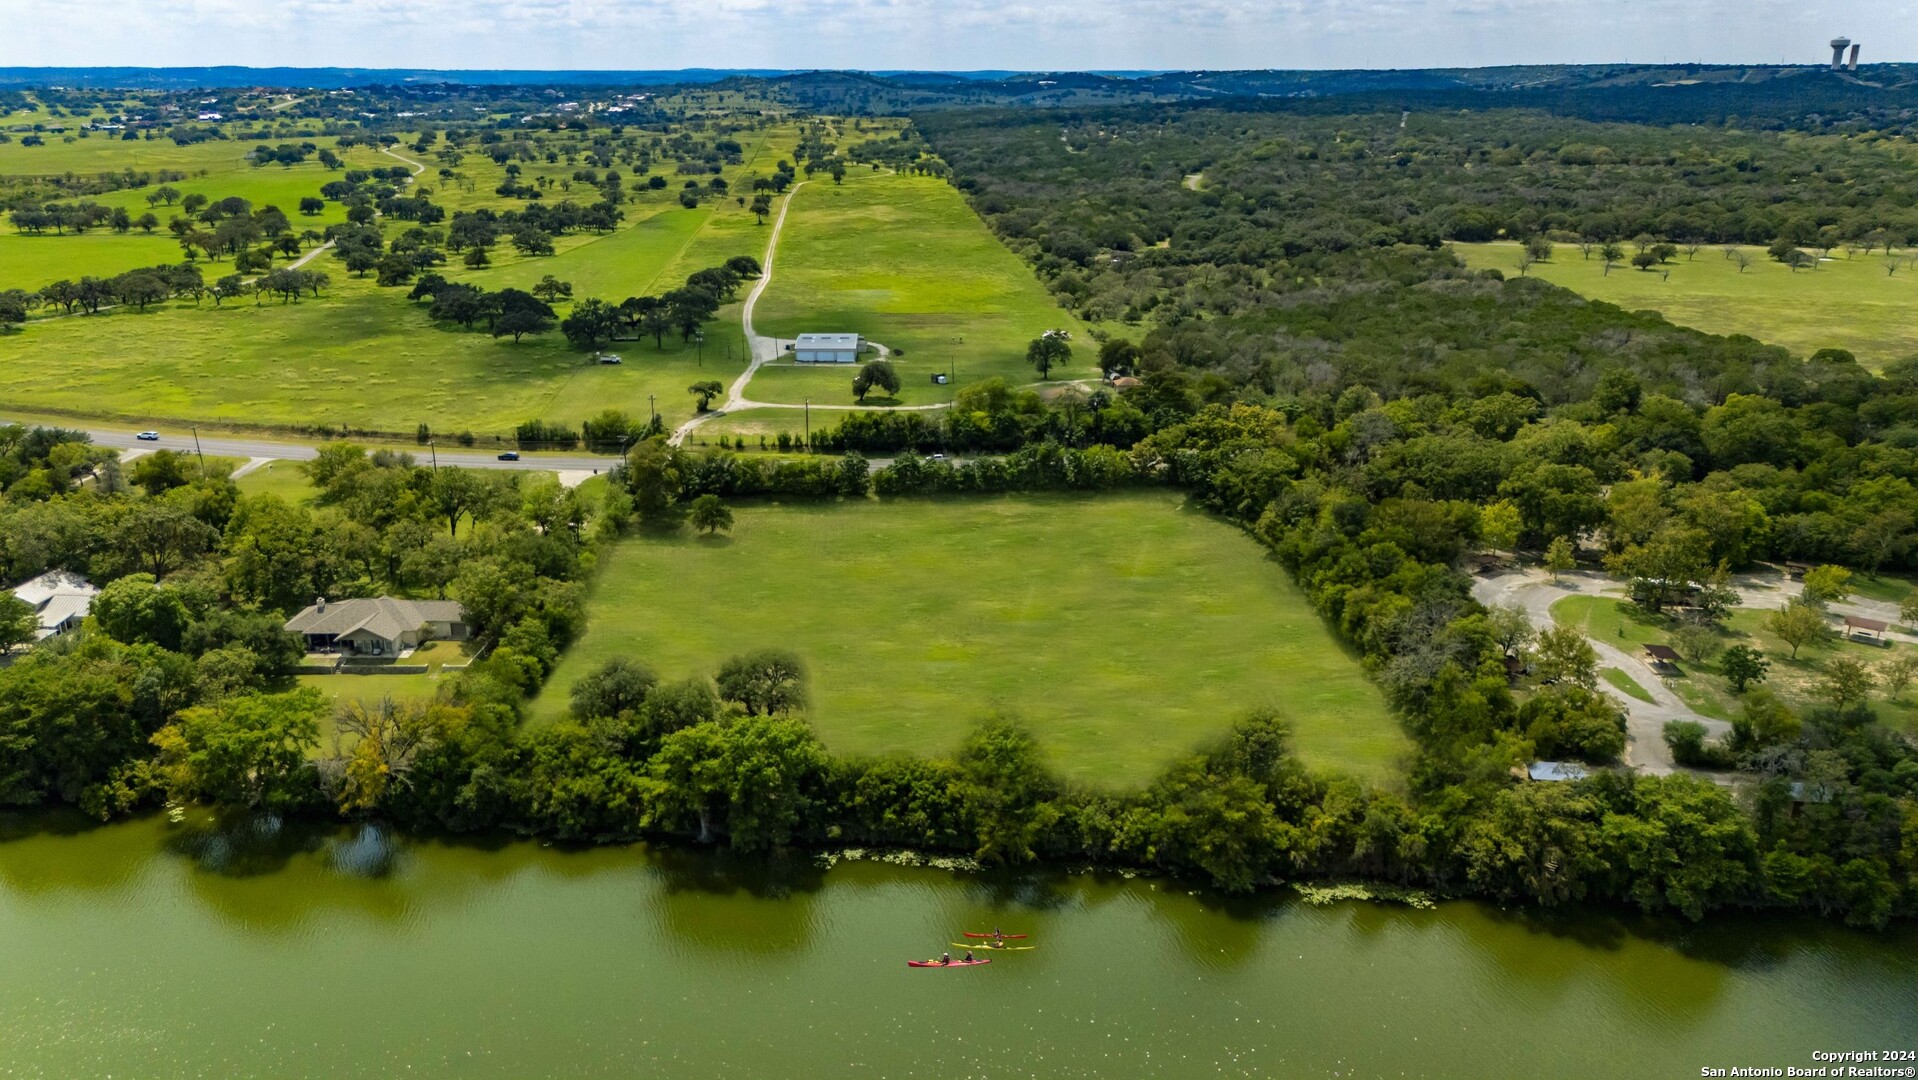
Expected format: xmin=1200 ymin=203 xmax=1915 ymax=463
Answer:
xmin=695 ymin=330 xmax=704 ymax=368
xmin=804 ymin=398 xmax=810 ymax=452
xmin=648 ymin=394 xmax=657 ymax=432
xmin=190 ymin=424 xmax=206 ymax=480
xmin=429 ymin=441 xmax=437 ymax=471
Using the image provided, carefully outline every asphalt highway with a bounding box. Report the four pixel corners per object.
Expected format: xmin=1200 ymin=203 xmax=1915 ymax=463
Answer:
xmin=3 ymin=417 xmax=624 ymax=474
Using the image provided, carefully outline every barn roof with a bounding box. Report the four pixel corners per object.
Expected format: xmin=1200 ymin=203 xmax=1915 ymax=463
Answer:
xmin=795 ymin=333 xmax=860 ymax=349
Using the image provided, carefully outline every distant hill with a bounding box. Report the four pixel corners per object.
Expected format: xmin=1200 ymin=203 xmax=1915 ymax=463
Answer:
xmin=4 ymin=63 xmax=1917 ymax=127
xmin=0 ymin=66 xmax=786 ymax=89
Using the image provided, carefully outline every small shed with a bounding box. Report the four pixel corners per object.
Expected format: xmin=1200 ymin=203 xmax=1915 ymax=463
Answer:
xmin=794 ymin=333 xmax=860 ymax=364
xmin=1842 ymin=615 xmax=1888 ymax=643
xmin=1528 ymin=761 xmax=1589 ymax=783
xmin=1784 ymin=561 xmax=1814 ymax=580
xmin=1644 ymin=643 xmax=1682 ymax=673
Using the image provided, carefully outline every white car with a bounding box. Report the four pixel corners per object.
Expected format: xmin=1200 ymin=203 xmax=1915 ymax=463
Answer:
xmin=136 ymin=431 xmax=161 ymax=441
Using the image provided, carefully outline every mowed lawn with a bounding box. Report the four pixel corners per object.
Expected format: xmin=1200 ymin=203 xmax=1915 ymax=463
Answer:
xmin=534 ymin=490 xmax=1404 ymax=785
xmin=751 ymin=173 xmax=1098 ymax=407
xmin=1454 ymin=242 xmax=1918 ymax=368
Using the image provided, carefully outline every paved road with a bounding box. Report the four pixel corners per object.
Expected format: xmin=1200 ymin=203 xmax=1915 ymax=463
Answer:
xmin=1472 ymin=567 xmax=1729 ymax=776
xmin=1728 ymin=572 xmax=1916 ymax=646
xmin=4 ymin=416 xmax=624 ymax=475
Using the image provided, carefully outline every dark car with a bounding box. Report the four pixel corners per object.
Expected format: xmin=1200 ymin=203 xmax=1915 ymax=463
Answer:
xmin=497 ymin=451 xmax=520 ymax=461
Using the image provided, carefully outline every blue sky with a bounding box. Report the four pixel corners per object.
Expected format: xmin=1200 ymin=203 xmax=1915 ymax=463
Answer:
xmin=3 ymin=0 xmax=1912 ymax=71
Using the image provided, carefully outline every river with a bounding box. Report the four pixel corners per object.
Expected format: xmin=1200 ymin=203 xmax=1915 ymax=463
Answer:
xmin=1 ymin=812 xmax=1911 ymax=1079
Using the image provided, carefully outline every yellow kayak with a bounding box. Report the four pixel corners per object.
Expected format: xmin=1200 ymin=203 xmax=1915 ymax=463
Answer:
xmin=950 ymin=941 xmax=1034 ymax=952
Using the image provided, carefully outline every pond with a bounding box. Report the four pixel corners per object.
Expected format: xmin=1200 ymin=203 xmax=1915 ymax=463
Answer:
xmin=1 ymin=813 xmax=1911 ymax=1079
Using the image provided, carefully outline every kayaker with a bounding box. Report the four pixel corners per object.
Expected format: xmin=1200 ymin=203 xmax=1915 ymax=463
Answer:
xmin=940 ymin=952 xmax=952 ymax=966
xmin=963 ymin=951 xmax=975 ymax=963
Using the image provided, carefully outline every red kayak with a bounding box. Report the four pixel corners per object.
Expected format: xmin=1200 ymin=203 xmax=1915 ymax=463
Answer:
xmin=961 ymin=932 xmax=1028 ymax=939
xmin=908 ymin=958 xmax=992 ymax=968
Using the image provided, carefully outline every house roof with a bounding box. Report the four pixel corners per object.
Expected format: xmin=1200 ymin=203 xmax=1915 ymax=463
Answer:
xmin=13 ymin=570 xmax=97 ymax=608
xmin=11 ymin=571 xmax=98 ymax=637
xmin=1843 ymin=615 xmax=1888 ymax=632
xmin=795 ymin=333 xmax=860 ymax=350
xmin=1528 ymin=761 xmax=1589 ymax=782
xmin=1643 ymin=644 xmax=1682 ymax=661
xmin=285 ymin=597 xmax=464 ymax=643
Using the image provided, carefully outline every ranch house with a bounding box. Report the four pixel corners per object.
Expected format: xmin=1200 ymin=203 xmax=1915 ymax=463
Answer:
xmin=284 ymin=596 xmax=468 ymax=657
xmin=794 ymin=333 xmax=861 ymax=363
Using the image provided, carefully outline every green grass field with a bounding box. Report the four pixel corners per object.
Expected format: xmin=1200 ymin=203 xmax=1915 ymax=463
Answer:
xmin=0 ymin=274 xmax=747 ymax=437
xmin=1 ymin=123 xmax=1101 ymax=439
xmin=232 ymin=462 xmax=319 ymax=504
xmin=1454 ymin=242 xmax=1918 ymax=368
xmin=0 ymin=133 xmax=264 ymax=177
xmin=1 ymin=157 xmax=353 ymax=284
xmin=683 ymin=406 xmax=844 ymax=449
xmin=751 ymin=173 xmax=1098 ymax=406
xmin=1601 ymin=666 xmax=1655 ymax=703
xmin=0 ymin=131 xmax=792 ymax=435
xmin=534 ymin=490 xmax=1404 ymax=785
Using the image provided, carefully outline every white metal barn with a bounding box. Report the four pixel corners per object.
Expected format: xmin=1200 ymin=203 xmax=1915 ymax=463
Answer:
xmin=794 ymin=333 xmax=861 ymax=363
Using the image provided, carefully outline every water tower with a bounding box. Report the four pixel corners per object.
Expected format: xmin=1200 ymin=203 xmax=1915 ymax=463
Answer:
xmin=1830 ymin=37 xmax=1851 ymax=70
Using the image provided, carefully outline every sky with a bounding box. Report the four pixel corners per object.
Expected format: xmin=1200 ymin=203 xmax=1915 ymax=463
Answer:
xmin=1 ymin=0 xmax=1913 ymax=73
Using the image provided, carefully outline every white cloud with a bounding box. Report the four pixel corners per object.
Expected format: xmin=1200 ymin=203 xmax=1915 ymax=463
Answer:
xmin=0 ymin=0 xmax=1911 ymax=70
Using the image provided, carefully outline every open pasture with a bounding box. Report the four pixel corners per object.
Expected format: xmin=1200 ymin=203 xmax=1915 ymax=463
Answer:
xmin=0 ymin=129 xmax=795 ymax=435
xmin=0 ymin=273 xmax=748 ymax=437
xmin=0 ymin=133 xmax=264 ymax=177
xmin=0 ymin=163 xmax=353 ymax=283
xmin=750 ymin=173 xmax=1098 ymax=406
xmin=1454 ymin=242 xmax=1918 ymax=368
xmin=534 ymin=490 xmax=1405 ymax=785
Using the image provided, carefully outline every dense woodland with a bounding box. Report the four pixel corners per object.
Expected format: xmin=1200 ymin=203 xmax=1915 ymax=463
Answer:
xmin=920 ymin=105 xmax=1918 ymax=326
xmin=2 ymin=87 xmax=1917 ymax=926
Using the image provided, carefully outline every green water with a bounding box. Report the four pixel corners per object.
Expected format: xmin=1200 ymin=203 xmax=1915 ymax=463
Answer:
xmin=1 ymin=814 xmax=1912 ymax=1080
